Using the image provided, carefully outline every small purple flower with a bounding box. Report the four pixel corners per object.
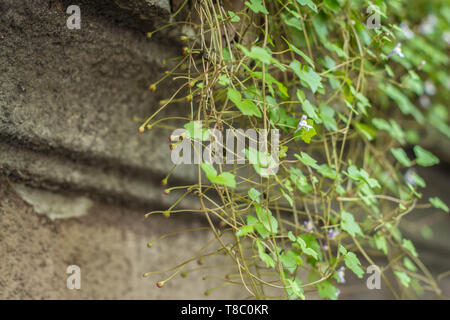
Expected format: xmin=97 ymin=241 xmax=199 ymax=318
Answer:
xmin=304 ymin=220 xmax=314 ymax=232
xmin=404 ymin=168 xmax=417 ymax=186
xmin=336 ymin=288 xmax=341 ymax=298
xmin=296 ymin=115 xmax=313 ymax=132
xmin=419 ymin=95 xmax=431 ymax=109
xmin=322 ymin=243 xmax=329 ymax=251
xmin=424 ymin=80 xmax=436 ymax=96
xmin=399 ymin=22 xmax=414 ymax=39
xmin=387 ymin=43 xmax=404 ymax=59
xmin=328 ymin=228 xmax=340 ymax=239
xmin=419 ymin=14 xmax=437 ymax=35
xmin=443 ymin=32 xmax=450 ymax=45
xmin=337 ymin=266 xmax=346 ymax=284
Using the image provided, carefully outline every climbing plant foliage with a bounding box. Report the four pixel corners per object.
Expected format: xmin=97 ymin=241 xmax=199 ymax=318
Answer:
xmin=142 ymin=0 xmax=449 ymax=299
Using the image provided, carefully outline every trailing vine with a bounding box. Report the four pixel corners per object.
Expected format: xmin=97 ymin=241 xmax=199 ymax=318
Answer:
xmin=141 ymin=0 xmax=449 ymax=299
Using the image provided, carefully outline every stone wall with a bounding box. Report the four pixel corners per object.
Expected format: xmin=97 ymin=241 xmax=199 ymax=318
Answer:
xmin=0 ymin=0 xmax=239 ymax=299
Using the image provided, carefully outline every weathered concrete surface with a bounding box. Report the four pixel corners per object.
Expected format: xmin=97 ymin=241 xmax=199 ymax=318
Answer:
xmin=0 ymin=0 xmax=220 ymax=300
xmin=0 ymin=177 xmax=241 ymax=299
xmin=0 ymin=0 xmax=196 ymax=207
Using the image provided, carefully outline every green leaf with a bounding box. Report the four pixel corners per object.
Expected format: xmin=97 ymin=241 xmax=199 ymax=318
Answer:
xmin=280 ymin=188 xmax=294 ymax=207
xmin=317 ymin=280 xmax=339 ymax=300
xmin=236 ymin=225 xmax=254 ymax=237
xmin=414 ymin=146 xmax=439 ymax=167
xmin=346 ymin=165 xmax=380 ymax=189
xmin=248 ymin=188 xmax=261 ymax=204
xmin=245 ymin=147 xmax=278 ymax=178
xmin=374 ymin=233 xmax=388 ymax=255
xmin=281 ymin=250 xmax=303 ymax=273
xmin=379 ymin=83 xmax=424 ymax=124
xmin=248 ymin=46 xmax=272 ymax=64
xmin=394 ymin=271 xmax=411 ymax=287
xmin=228 ymin=11 xmax=240 ymax=22
xmin=295 ymin=152 xmax=319 ymax=170
xmin=256 ymin=240 xmax=275 ymax=268
xmin=294 ymin=237 xmax=318 ymax=260
xmin=290 ymin=61 xmax=323 ymax=93
xmin=201 ymin=163 xmax=236 ymax=188
xmin=238 ymin=45 xmax=285 ymax=71
xmin=410 ymin=172 xmax=426 ymax=188
xmin=319 ymin=105 xmax=337 ymax=131
xmin=324 ymin=0 xmax=340 ymax=11
xmin=403 ymin=257 xmax=417 ymax=272
xmin=227 ymin=87 xmax=241 ymax=104
xmin=285 ymin=278 xmax=305 ymax=300
xmin=296 ymin=0 xmax=317 ymax=13
xmin=372 ymin=118 xmax=391 ymax=131
xmin=302 ymin=100 xmax=321 ymax=123
xmin=391 ymin=148 xmax=412 ymax=167
xmin=296 ymin=118 xmax=317 ymax=144
xmin=284 ymin=39 xmax=314 ymax=68
xmin=245 ymin=0 xmax=268 ymax=14
xmin=341 ymin=211 xmax=363 ymax=237
xmin=344 ymin=252 xmax=364 ymax=278
xmin=247 ymin=215 xmax=269 ymax=238
xmin=239 ymin=100 xmax=262 ymax=117
xmin=298 ymin=234 xmax=322 ymax=260
xmin=402 ymin=239 xmax=418 ymax=257
xmin=317 ymin=164 xmax=338 ymax=180
xmin=227 ymin=87 xmax=262 ymax=117
xmin=290 ymin=168 xmax=313 ymax=194
xmin=254 ymin=204 xmax=278 ymax=235
xmin=184 ymin=121 xmax=210 ymax=141
xmin=353 ymin=122 xmax=376 ymax=141
xmin=429 ymin=197 xmax=449 ymax=212
xmin=338 ymin=245 xmax=347 ymax=256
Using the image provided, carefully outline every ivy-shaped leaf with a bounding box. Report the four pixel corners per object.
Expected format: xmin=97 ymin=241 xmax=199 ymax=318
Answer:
xmin=374 ymin=233 xmax=388 ymax=255
xmin=236 ymin=225 xmax=254 ymax=237
xmin=414 ymin=146 xmax=439 ymax=167
xmin=227 ymin=87 xmax=262 ymax=117
xmin=341 ymin=211 xmax=363 ymax=237
xmin=429 ymin=197 xmax=449 ymax=212
xmin=256 ymin=240 xmax=275 ymax=268
xmin=290 ymin=60 xmax=323 ymax=93
xmin=245 ymin=0 xmax=269 ymax=14
xmin=201 ymin=163 xmax=236 ymax=188
xmin=339 ymin=246 xmax=364 ymax=278
xmin=394 ymin=271 xmax=411 ymax=287
xmin=317 ymin=280 xmax=339 ymax=300
xmin=248 ymin=188 xmax=261 ymax=204
xmin=254 ymin=204 xmax=278 ymax=235
xmin=295 ymin=152 xmax=319 ymax=170
xmin=402 ymin=239 xmax=418 ymax=257
xmin=302 ymin=100 xmax=321 ymax=123
xmin=296 ymin=0 xmax=317 ymax=13
xmin=184 ymin=121 xmax=210 ymax=141
xmin=228 ymin=11 xmax=240 ymax=22
xmin=391 ymin=148 xmax=412 ymax=167
xmin=284 ymin=277 xmax=305 ymax=300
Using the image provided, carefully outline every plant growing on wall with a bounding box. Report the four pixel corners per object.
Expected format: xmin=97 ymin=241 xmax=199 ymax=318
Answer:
xmin=141 ymin=0 xmax=449 ymax=299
